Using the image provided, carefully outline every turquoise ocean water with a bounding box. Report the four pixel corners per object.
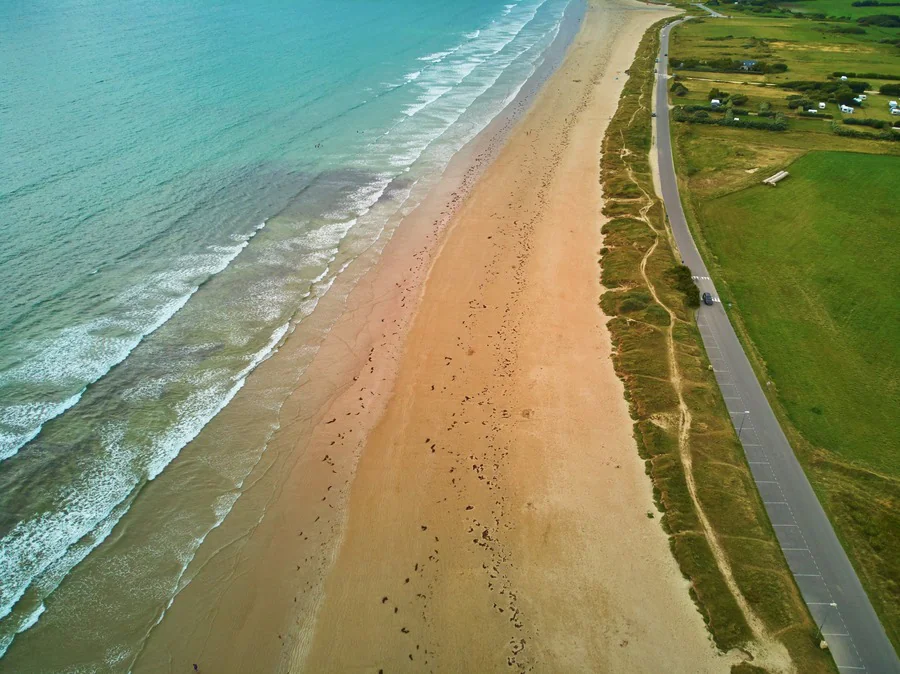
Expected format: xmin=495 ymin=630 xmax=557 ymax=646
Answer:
xmin=0 ymin=0 xmax=574 ymax=667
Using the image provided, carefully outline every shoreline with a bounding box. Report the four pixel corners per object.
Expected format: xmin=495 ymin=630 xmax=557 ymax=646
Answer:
xmin=131 ymin=1 xmax=734 ymax=672
xmin=292 ymin=0 xmax=728 ymax=667
xmin=129 ymin=3 xmax=591 ymax=671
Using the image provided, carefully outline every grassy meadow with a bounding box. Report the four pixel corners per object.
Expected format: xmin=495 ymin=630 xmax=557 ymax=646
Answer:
xmin=776 ymin=0 xmax=900 ymax=19
xmin=669 ymin=9 xmax=900 ymax=653
xmin=699 ymin=151 xmax=899 ymax=476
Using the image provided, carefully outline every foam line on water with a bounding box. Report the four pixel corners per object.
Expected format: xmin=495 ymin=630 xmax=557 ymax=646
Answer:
xmin=0 ymin=221 xmax=269 ymax=463
xmin=0 ymin=200 xmax=362 ymax=646
xmin=399 ymin=0 xmax=548 ymax=119
xmin=379 ymin=0 xmax=555 ymax=173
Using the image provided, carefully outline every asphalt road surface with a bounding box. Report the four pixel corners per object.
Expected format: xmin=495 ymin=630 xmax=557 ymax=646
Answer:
xmin=653 ymin=17 xmax=900 ymax=674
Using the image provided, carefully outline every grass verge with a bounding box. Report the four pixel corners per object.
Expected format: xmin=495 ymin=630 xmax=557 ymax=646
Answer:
xmin=599 ymin=18 xmax=836 ymax=672
xmin=667 ymin=13 xmax=900 ymax=648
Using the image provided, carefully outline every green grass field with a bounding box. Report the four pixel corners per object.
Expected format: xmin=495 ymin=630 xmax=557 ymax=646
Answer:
xmin=699 ymin=151 xmax=898 ymax=475
xmin=677 ymin=142 xmax=900 ymax=651
xmin=671 ymin=16 xmax=900 ymax=84
xmin=669 ymin=10 xmax=900 ymax=653
xmin=778 ymin=0 xmax=900 ymax=18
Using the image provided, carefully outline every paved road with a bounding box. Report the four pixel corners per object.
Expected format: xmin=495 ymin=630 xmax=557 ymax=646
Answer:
xmin=694 ymin=3 xmax=727 ymax=18
xmin=654 ymin=18 xmax=900 ymax=674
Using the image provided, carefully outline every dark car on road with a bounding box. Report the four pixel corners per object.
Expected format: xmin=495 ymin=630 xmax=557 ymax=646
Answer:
xmin=702 ymin=292 xmax=713 ymax=306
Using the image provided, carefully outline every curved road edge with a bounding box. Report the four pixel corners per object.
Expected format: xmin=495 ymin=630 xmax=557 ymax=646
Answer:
xmin=652 ymin=14 xmax=900 ymax=674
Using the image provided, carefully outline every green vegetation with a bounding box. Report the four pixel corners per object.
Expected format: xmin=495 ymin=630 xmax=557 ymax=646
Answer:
xmin=669 ymin=9 xmax=900 ymax=653
xmin=695 ymin=152 xmax=900 ymax=645
xmin=671 ymin=15 xmax=900 ymax=84
xmin=858 ymin=11 xmax=900 ymax=23
xmin=600 ymin=18 xmax=834 ymax=672
xmin=778 ymin=0 xmax=900 ymax=18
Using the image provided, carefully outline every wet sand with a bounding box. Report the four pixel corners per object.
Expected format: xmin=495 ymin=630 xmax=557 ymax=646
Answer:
xmin=134 ymin=1 xmax=735 ymax=672
xmin=299 ymin=1 xmax=732 ymax=672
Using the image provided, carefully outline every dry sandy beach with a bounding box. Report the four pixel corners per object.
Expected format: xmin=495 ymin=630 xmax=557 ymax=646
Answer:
xmin=135 ymin=1 xmax=735 ymax=672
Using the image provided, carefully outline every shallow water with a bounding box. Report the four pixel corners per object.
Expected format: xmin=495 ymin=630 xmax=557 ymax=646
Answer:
xmin=0 ymin=0 xmax=576 ymax=667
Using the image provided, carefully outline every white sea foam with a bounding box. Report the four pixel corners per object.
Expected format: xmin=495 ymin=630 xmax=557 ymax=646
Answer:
xmin=0 ymin=222 xmax=268 ymax=462
xmin=0 ymin=0 xmax=571 ymax=659
xmin=0 ymin=390 xmax=85 ymax=461
xmin=0 ymin=603 xmax=44 ymax=659
xmin=374 ymin=0 xmax=553 ymax=177
xmin=395 ymin=0 xmax=549 ymax=127
xmin=417 ymin=48 xmax=458 ymax=63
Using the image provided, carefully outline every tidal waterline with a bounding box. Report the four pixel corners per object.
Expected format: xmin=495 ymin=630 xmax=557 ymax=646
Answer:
xmin=1 ymin=0 xmax=581 ymax=668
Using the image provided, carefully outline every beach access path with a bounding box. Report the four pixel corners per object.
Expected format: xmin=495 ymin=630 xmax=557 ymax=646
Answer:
xmin=653 ymin=16 xmax=900 ymax=674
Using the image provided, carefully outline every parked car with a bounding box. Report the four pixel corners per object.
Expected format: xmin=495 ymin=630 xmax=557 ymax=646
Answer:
xmin=702 ymin=292 xmax=713 ymax=306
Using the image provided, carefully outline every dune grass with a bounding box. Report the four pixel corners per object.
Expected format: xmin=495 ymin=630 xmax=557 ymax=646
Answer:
xmin=599 ymin=18 xmax=835 ymax=672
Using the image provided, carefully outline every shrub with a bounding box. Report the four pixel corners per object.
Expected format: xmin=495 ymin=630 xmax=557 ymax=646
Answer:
xmin=880 ymin=83 xmax=900 ymax=95
xmin=781 ymin=80 xmax=869 ymax=94
xmin=673 ymin=106 xmax=788 ymax=130
xmin=827 ymin=25 xmax=867 ymax=33
xmin=671 ymin=57 xmax=787 ymax=74
xmin=844 ymin=117 xmax=891 ymax=129
xmin=831 ymin=120 xmax=900 ymax=140
xmin=787 ymin=97 xmax=814 ymax=109
xmin=671 ymin=81 xmax=690 ymax=97
xmin=666 ymin=265 xmax=701 ymax=308
xmin=857 ymin=13 xmax=900 ymax=26
xmin=833 ymin=72 xmax=900 ymax=80
xmin=731 ymin=94 xmax=749 ymax=106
